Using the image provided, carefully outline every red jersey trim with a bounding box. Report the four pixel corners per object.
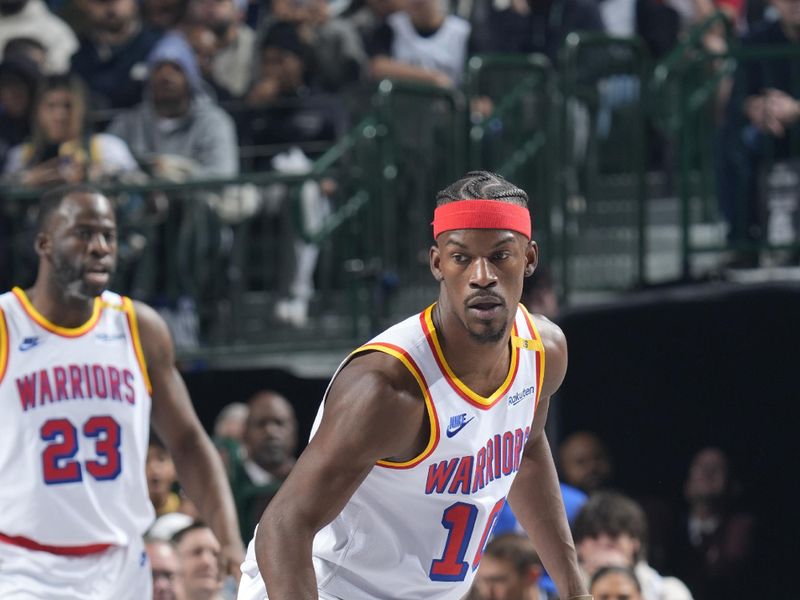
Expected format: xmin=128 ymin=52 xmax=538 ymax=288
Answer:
xmin=0 ymin=532 xmax=112 ymax=556
xmin=352 ymin=342 xmax=440 ymax=469
xmin=420 ymin=304 xmax=520 ymax=410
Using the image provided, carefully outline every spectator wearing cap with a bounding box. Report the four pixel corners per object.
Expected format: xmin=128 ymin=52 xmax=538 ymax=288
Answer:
xmin=107 ymin=32 xmax=238 ymax=179
xmin=260 ymin=0 xmax=367 ymax=91
xmin=0 ymin=0 xmax=77 ymax=74
xmin=243 ymin=21 xmax=346 ymax=159
xmin=71 ymin=0 xmax=163 ymax=109
xmin=189 ymin=0 xmax=256 ymax=98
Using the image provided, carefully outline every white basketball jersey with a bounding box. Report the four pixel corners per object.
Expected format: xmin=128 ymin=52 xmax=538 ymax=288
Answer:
xmin=311 ymin=303 xmax=544 ymax=600
xmin=0 ymin=287 xmax=154 ymax=551
xmin=388 ymin=12 xmax=471 ymax=86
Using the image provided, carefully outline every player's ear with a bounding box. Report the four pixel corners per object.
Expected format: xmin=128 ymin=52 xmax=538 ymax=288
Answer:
xmin=524 ymin=240 xmax=538 ymax=277
xmin=430 ymin=242 xmax=443 ymax=282
xmin=34 ymin=232 xmax=51 ymax=258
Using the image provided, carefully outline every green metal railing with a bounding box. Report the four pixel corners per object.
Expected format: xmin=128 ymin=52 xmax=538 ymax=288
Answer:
xmin=558 ymin=33 xmax=650 ymax=295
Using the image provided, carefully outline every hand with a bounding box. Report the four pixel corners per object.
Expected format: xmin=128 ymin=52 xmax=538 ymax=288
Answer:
xmin=744 ymin=95 xmax=785 ymax=137
xmin=765 ymin=88 xmax=800 ymax=128
xmin=246 ymin=78 xmax=281 ymax=107
xmin=430 ymin=71 xmax=454 ymax=89
xmin=220 ymin=541 xmax=246 ymax=583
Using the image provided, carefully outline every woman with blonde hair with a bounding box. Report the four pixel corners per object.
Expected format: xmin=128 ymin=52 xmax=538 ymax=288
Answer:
xmin=4 ymin=74 xmax=140 ymax=185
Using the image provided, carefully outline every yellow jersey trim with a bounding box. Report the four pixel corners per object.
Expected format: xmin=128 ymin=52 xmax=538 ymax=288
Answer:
xmin=122 ymin=297 xmax=153 ymax=396
xmin=0 ymin=307 xmax=8 ymax=385
xmin=421 ymin=304 xmax=520 ymax=408
xmin=353 ymin=342 xmax=440 ymax=469
xmin=12 ymin=287 xmax=102 ymax=337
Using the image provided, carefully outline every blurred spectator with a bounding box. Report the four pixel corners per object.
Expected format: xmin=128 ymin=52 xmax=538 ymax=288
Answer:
xmin=0 ymin=56 xmax=40 ymax=171
xmin=147 ymin=538 xmax=187 ymax=600
xmin=590 ymin=566 xmax=643 ymax=600
xmin=669 ymin=448 xmax=756 ymax=600
xmin=71 ymin=0 xmax=162 ymax=109
xmin=215 ymin=402 xmax=249 ymax=444
xmin=148 ymin=434 xmax=188 ymax=517
xmin=190 ymin=0 xmax=255 ymax=98
xmin=260 ymin=3 xmax=367 ymax=91
xmin=108 ymin=32 xmax=239 ymax=179
xmin=573 ymin=491 xmax=693 ymax=600
xmin=3 ymin=37 xmax=47 ymax=70
xmin=367 ymin=0 xmax=471 ymax=88
xmin=0 ymin=0 xmax=77 ymax=73
xmin=229 ymin=390 xmax=297 ymax=540
xmin=716 ymin=1 xmax=800 ymax=263
xmin=3 ymin=74 xmax=140 ymax=185
xmin=214 ymin=401 xmax=249 ymax=473
xmin=522 ymin=264 xmax=559 ymax=320
xmin=346 ymin=0 xmax=406 ymax=47
xmin=559 ymin=431 xmax=613 ymax=494
xmin=470 ymin=0 xmax=605 ymax=64
xmin=472 ymin=533 xmax=557 ymax=600
xmin=243 ymin=22 xmax=347 ymax=154
xmin=172 ymin=522 xmax=225 ymax=600
xmin=182 ymin=22 xmax=234 ymax=102
xmin=143 ymin=0 xmax=190 ymax=31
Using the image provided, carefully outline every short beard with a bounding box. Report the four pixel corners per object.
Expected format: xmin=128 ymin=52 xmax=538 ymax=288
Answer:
xmin=467 ymin=323 xmax=507 ymax=345
xmin=51 ymin=254 xmax=109 ymax=299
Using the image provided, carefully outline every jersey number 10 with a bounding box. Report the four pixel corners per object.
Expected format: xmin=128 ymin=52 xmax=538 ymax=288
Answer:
xmin=40 ymin=416 xmax=122 ymax=484
xmin=429 ymin=497 xmax=505 ymax=582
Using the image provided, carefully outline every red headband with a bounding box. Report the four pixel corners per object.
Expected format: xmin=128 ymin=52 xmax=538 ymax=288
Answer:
xmin=432 ymin=199 xmax=531 ymax=239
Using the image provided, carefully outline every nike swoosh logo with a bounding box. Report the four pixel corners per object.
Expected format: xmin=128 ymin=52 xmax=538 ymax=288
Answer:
xmin=446 ymin=416 xmax=475 ymax=438
xmin=19 ymin=339 xmax=41 ymax=351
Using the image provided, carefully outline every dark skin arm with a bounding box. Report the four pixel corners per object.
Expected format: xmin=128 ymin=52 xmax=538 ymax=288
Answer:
xmin=507 ymin=317 xmax=589 ymax=599
xmin=255 ymin=351 xmax=427 ymax=599
xmin=135 ymin=301 xmax=244 ymax=579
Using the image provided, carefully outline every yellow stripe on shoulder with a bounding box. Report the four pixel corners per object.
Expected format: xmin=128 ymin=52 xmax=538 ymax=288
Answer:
xmin=122 ymin=297 xmax=153 ymax=395
xmin=0 ymin=307 xmax=8 ymax=385
xmin=512 ymin=336 xmax=544 ymax=352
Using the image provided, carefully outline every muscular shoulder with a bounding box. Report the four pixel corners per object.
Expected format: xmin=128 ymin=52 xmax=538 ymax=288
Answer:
xmin=322 ymin=350 xmax=427 ymax=460
xmin=530 ymin=313 xmax=567 ymax=398
xmin=331 ymin=349 xmax=425 ymax=408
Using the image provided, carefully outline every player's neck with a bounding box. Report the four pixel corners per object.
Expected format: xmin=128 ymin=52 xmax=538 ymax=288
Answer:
xmin=27 ymin=278 xmax=97 ymax=328
xmin=432 ymin=304 xmax=512 ymax=396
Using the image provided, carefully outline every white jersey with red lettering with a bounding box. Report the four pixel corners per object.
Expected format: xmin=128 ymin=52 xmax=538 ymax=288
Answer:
xmin=239 ymin=303 xmax=545 ymax=600
xmin=0 ymin=287 xmax=154 ymax=552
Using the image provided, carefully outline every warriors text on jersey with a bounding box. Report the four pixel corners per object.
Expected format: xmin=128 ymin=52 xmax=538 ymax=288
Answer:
xmin=242 ymin=303 xmax=545 ymax=600
xmin=0 ymin=287 xmax=154 ymax=553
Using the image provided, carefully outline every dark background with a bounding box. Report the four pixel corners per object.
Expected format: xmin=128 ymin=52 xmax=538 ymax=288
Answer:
xmin=184 ymin=281 xmax=799 ymax=596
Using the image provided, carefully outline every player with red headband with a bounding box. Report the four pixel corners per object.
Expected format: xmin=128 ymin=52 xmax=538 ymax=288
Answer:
xmin=237 ymin=171 xmax=591 ymax=600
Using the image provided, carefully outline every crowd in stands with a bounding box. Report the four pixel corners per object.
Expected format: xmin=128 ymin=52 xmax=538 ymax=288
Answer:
xmin=0 ymin=0 xmax=796 ymax=299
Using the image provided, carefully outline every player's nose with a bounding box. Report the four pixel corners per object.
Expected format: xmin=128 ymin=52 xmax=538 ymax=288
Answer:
xmin=468 ymin=257 xmax=498 ymax=288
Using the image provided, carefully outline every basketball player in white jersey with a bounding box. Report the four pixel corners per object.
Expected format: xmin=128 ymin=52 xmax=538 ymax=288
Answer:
xmin=238 ymin=172 xmax=592 ymax=600
xmin=0 ymin=184 xmax=244 ymax=599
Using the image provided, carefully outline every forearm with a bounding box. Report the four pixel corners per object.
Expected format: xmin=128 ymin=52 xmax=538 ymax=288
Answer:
xmin=508 ymin=433 xmax=587 ymax=598
xmin=256 ymin=503 xmax=319 ymax=599
xmin=171 ymin=428 xmax=242 ymax=549
xmin=369 ymin=56 xmax=450 ymax=87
